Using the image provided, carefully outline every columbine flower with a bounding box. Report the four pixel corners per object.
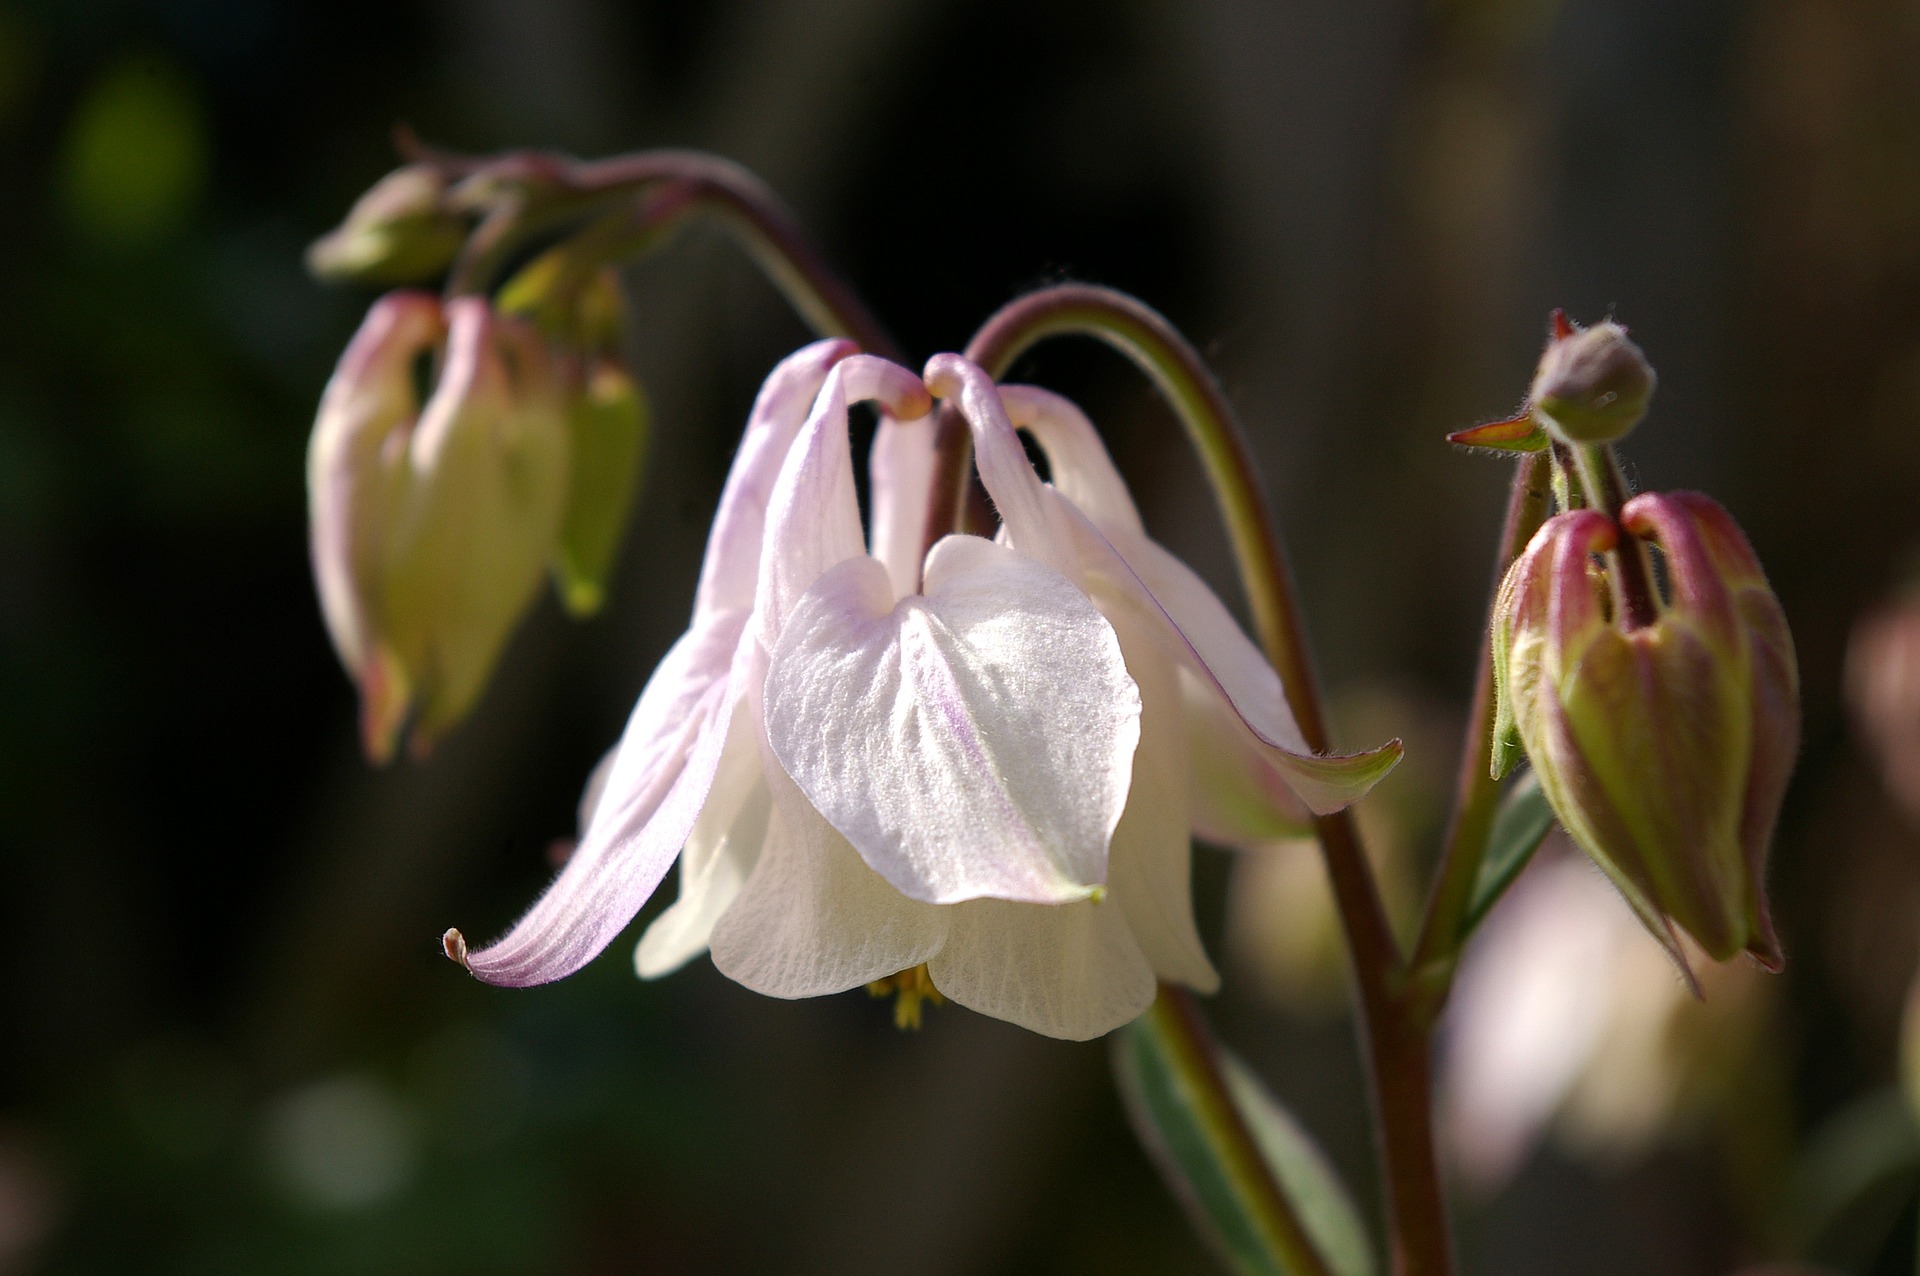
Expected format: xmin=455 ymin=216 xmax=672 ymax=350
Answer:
xmin=446 ymin=344 xmax=1397 ymax=1039
xmin=309 ymin=291 xmax=571 ymax=762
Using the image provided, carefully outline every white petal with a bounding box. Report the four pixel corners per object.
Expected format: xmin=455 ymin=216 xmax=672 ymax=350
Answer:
xmin=923 ymin=355 xmax=1060 ymax=552
xmin=868 ymin=410 xmax=937 ymax=599
xmin=754 ymin=368 xmax=869 ymax=644
xmin=1104 ymin=602 xmax=1219 ymax=991
xmin=989 ymin=366 xmax=1400 ymax=817
xmin=458 ymin=610 xmax=748 ymax=986
xmin=708 ymin=755 xmax=947 ymax=997
xmin=997 ymin=383 xmax=1145 ymax=538
xmin=929 ymin=896 xmax=1157 ymax=1041
xmin=1182 ymin=669 xmax=1314 ymax=845
xmin=765 ymin=537 xmax=1140 ymax=904
xmin=692 ymin=339 xmax=855 ymax=618
xmin=633 ymin=700 xmax=771 ymax=978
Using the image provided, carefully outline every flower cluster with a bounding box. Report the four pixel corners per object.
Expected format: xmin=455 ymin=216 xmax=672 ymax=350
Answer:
xmin=441 ymin=342 xmax=1399 ymax=1039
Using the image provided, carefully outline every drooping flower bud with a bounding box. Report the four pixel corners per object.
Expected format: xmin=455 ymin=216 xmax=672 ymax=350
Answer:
xmin=1528 ymin=318 xmax=1656 ymax=445
xmin=307 ymin=165 xmax=469 ymax=285
xmin=308 ymin=292 xmax=571 ymax=762
xmin=308 ymin=290 xmax=444 ymax=735
xmin=1491 ymin=492 xmax=1798 ymax=970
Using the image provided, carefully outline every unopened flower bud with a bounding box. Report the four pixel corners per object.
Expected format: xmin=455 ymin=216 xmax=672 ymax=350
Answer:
xmin=1492 ymin=492 xmax=1798 ymax=970
xmin=308 ymin=290 xmax=444 ymax=733
xmin=308 ymin=293 xmax=571 ymax=761
xmin=1529 ymin=319 xmax=1656 ymax=445
xmin=552 ymin=356 xmax=648 ymax=616
xmin=307 ymin=165 xmax=468 ymax=285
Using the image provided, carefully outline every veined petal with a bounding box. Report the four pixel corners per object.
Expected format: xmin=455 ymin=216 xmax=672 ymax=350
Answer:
xmin=693 ymin=339 xmax=856 ymax=618
xmin=755 ymin=354 xmax=929 ymax=643
xmin=451 ymin=609 xmax=747 ymax=986
xmin=709 ymin=744 xmax=948 ymax=997
xmin=1104 ymin=601 xmax=1219 ymax=991
xmin=634 ymin=703 xmax=770 ymax=978
xmin=928 ymin=895 xmax=1157 ymax=1041
xmin=765 ymin=537 xmax=1139 ymax=904
xmin=868 ymin=409 xmax=937 ymax=599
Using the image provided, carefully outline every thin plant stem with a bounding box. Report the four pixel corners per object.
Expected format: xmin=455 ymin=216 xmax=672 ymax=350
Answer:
xmin=414 ymin=142 xmax=901 ymax=360
xmin=1572 ymin=443 xmax=1659 ymax=630
xmin=1146 ymin=986 xmax=1337 ymax=1276
xmin=1408 ymin=453 xmax=1550 ymax=988
xmin=951 ymin=283 xmax=1452 ymax=1276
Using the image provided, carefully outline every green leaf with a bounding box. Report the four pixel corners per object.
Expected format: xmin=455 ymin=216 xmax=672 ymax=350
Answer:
xmin=1113 ymin=1018 xmax=1375 ymax=1276
xmin=1784 ymin=1088 xmax=1920 ymax=1268
xmin=1463 ymin=769 xmax=1556 ymax=934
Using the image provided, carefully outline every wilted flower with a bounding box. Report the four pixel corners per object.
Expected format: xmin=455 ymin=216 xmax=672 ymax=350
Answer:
xmin=446 ymin=343 xmax=1397 ymax=1039
xmin=1441 ymin=844 xmax=1772 ymax=1189
xmin=308 ymin=291 xmax=570 ymax=761
xmin=1492 ymin=492 xmax=1798 ymax=972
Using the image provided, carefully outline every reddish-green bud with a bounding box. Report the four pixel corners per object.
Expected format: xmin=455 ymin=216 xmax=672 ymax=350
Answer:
xmin=308 ymin=293 xmax=571 ymax=762
xmin=1529 ymin=319 xmax=1656 ymax=445
xmin=307 ymin=165 xmax=469 ymax=286
xmin=1491 ymin=493 xmax=1798 ymax=972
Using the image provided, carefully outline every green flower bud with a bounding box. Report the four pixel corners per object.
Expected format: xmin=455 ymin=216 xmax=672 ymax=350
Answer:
xmin=1492 ymin=493 xmax=1799 ymax=972
xmin=1530 ymin=320 xmax=1656 ymax=445
xmin=552 ymin=356 xmax=649 ymax=616
xmin=307 ymin=290 xmax=443 ymax=750
xmin=308 ymin=293 xmax=571 ymax=761
xmin=307 ymin=165 xmax=468 ymax=286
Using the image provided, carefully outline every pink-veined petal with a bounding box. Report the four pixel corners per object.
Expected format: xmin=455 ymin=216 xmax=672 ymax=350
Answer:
xmin=709 ymin=740 xmax=948 ymax=997
xmin=765 ymin=537 xmax=1139 ymax=904
xmin=693 ymin=339 xmax=856 ymax=618
xmin=754 ymin=354 xmax=927 ymax=643
xmin=928 ymin=895 xmax=1157 ymax=1041
xmin=451 ymin=609 xmax=747 ymax=986
xmin=633 ymin=703 xmax=770 ymax=978
xmin=1103 ymin=601 xmax=1219 ymax=990
xmin=868 ymin=409 xmax=937 ymax=598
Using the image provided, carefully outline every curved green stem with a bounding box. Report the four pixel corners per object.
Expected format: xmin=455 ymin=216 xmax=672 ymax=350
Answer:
xmin=1408 ymin=453 xmax=1550 ymax=986
xmin=954 ymin=284 xmax=1452 ymax=1276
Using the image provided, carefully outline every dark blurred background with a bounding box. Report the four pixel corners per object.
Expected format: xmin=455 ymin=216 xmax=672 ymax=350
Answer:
xmin=2 ymin=0 xmax=1918 ymax=1272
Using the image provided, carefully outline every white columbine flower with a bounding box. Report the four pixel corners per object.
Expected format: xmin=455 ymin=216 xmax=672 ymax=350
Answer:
xmin=446 ymin=343 xmax=1398 ymax=1039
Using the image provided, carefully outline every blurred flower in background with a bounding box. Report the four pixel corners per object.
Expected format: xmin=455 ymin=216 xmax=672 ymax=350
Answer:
xmin=1440 ymin=844 xmax=1774 ymax=1191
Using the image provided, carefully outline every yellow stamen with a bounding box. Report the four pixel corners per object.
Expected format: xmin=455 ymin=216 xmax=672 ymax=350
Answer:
xmin=865 ymin=964 xmax=945 ymax=1030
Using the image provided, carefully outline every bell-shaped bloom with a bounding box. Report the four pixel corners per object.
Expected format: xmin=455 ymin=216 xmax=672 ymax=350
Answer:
xmin=1491 ymin=492 xmax=1799 ymax=972
xmin=308 ymin=291 xmax=571 ymax=761
xmin=448 ymin=346 xmax=1397 ymax=1040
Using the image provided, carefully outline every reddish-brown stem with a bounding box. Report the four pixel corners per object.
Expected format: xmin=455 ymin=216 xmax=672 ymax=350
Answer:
xmin=947 ymin=284 xmax=1451 ymax=1276
xmin=1572 ymin=443 xmax=1659 ymax=630
xmin=417 ymin=144 xmax=900 ymax=360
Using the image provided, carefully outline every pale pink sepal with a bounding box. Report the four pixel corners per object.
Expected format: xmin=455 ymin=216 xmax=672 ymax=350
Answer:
xmin=450 ymin=341 xmax=854 ymax=986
